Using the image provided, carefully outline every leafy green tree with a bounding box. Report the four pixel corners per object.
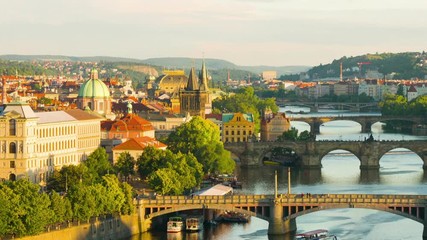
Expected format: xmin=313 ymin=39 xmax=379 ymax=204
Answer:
xmin=101 ymin=175 xmax=125 ymax=214
xmin=136 ymin=146 xmax=171 ymax=179
xmin=83 ymin=147 xmax=114 ymax=182
xmin=148 ymin=168 xmax=184 ymax=195
xmin=47 ymin=164 xmax=93 ymax=192
xmin=298 ymin=130 xmax=310 ymax=141
xmin=49 ymin=191 xmax=73 ymax=225
xmin=115 ymin=152 xmax=136 ymax=181
xmin=120 ymin=182 xmax=134 ymax=214
xmin=67 ymin=183 xmax=97 ymax=222
xmin=167 ymin=116 xmax=235 ymax=174
xmin=6 ymin=179 xmax=54 ymax=236
xmin=277 ymin=127 xmax=299 ymax=141
xmin=0 ymin=184 xmax=16 ymax=236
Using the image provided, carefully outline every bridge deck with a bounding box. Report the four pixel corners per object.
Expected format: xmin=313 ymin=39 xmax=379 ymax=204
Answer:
xmin=140 ymin=194 xmax=427 ymax=206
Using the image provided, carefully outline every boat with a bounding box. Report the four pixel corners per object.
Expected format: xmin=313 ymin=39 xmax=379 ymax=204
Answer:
xmin=185 ymin=216 xmax=204 ymax=232
xmin=216 ymin=211 xmax=250 ymax=223
xmin=295 ymin=229 xmax=338 ymax=240
xmin=167 ymin=216 xmax=184 ymax=233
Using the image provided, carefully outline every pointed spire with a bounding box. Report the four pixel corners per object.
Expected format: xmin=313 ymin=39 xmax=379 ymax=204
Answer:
xmin=199 ymin=59 xmax=209 ymax=91
xmin=186 ymin=67 xmax=199 ymax=90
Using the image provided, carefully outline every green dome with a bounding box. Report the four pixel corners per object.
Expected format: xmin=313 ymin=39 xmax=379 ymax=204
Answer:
xmin=78 ymin=78 xmax=110 ymax=98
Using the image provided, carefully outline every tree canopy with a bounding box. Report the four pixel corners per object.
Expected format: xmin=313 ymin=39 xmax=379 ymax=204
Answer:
xmin=167 ymin=116 xmax=235 ymax=174
xmin=136 ymin=146 xmax=204 ymax=195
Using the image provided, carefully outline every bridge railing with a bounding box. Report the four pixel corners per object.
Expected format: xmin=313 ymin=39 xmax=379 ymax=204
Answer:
xmin=139 ymin=194 xmax=427 ymax=206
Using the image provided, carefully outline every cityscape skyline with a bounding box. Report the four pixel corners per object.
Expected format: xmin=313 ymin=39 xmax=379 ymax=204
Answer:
xmin=1 ymin=0 xmax=426 ymax=66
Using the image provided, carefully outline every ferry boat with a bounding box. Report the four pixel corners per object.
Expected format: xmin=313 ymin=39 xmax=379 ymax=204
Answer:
xmin=185 ymin=216 xmax=204 ymax=232
xmin=167 ymin=216 xmax=184 ymax=233
xmin=295 ymin=229 xmax=337 ymax=240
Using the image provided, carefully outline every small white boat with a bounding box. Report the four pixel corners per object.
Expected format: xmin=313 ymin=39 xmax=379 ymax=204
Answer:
xmin=167 ymin=217 xmax=184 ymax=233
xmin=185 ymin=216 xmax=204 ymax=232
xmin=295 ymin=229 xmax=338 ymax=240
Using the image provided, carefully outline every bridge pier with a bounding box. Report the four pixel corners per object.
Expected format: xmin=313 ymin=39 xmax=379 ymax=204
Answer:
xmin=268 ymin=199 xmax=296 ymax=235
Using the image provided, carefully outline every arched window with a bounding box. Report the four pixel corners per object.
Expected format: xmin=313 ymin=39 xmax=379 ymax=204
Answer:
xmin=9 ymin=119 xmax=16 ymax=136
xmin=9 ymin=142 xmax=16 ymax=153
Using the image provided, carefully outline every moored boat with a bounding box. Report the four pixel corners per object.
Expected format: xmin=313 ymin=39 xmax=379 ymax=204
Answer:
xmin=216 ymin=211 xmax=250 ymax=223
xmin=185 ymin=216 xmax=204 ymax=232
xmin=295 ymin=229 xmax=337 ymax=240
xmin=167 ymin=216 xmax=184 ymax=233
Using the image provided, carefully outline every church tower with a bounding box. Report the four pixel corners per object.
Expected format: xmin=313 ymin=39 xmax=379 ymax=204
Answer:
xmin=179 ymin=66 xmax=208 ymax=118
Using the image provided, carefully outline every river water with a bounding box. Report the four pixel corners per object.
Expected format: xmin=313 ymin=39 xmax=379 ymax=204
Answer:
xmin=129 ymin=107 xmax=427 ymax=240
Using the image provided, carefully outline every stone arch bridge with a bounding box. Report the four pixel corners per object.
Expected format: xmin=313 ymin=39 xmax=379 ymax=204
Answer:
xmin=290 ymin=115 xmax=426 ymax=134
xmin=224 ymin=140 xmax=427 ymax=169
xmin=137 ymin=194 xmax=427 ymax=238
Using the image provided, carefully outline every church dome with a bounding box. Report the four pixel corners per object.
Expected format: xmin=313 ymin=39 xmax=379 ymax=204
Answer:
xmin=78 ymin=70 xmax=110 ymax=98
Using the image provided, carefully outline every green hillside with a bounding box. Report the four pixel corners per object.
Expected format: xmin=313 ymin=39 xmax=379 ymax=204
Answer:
xmin=307 ymin=52 xmax=427 ymax=80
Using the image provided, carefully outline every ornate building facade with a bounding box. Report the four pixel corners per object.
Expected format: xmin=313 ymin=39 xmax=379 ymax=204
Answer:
xmin=0 ymin=102 xmax=102 ymax=184
xmin=222 ymin=112 xmax=255 ymax=143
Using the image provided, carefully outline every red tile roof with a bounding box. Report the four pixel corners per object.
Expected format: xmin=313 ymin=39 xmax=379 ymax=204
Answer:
xmin=112 ymin=137 xmax=167 ymax=151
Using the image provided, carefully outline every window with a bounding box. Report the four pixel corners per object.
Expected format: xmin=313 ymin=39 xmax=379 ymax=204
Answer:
xmin=231 ymin=131 xmax=234 ymax=135
xmin=10 ymin=161 xmax=15 ymax=168
xmin=9 ymin=142 xmax=16 ymax=153
xmin=9 ymin=119 xmax=16 ymax=136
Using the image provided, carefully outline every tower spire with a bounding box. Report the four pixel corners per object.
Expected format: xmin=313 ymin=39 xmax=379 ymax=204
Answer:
xmin=186 ymin=67 xmax=199 ymax=90
xmin=199 ymin=59 xmax=209 ymax=91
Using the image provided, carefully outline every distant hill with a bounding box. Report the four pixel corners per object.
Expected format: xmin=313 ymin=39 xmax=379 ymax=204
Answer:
xmin=307 ymin=52 xmax=427 ymax=80
xmin=142 ymin=57 xmax=310 ymax=76
xmin=0 ymin=55 xmax=310 ymax=76
xmin=0 ymin=54 xmax=144 ymax=63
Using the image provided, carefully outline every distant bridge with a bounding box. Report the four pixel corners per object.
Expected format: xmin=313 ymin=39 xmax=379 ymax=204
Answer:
xmin=138 ymin=194 xmax=427 ymax=237
xmin=224 ymin=140 xmax=427 ymax=169
xmin=277 ymin=101 xmax=380 ymax=112
xmin=289 ymin=115 xmax=426 ymax=133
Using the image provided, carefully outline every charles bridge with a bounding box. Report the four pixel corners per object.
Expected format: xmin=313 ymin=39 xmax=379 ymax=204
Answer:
xmin=224 ymin=140 xmax=427 ymax=169
xmin=137 ymin=193 xmax=427 ymax=238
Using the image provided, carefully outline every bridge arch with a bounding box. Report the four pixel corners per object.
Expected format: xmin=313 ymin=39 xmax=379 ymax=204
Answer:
xmin=318 ymin=147 xmax=362 ymax=165
xmin=286 ymin=205 xmax=423 ymax=224
xmin=378 ymin=147 xmax=425 ymax=163
xmin=145 ymin=204 xmax=270 ymax=222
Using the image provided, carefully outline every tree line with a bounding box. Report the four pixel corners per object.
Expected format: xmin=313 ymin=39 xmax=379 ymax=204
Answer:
xmin=0 ymin=147 xmax=133 ymax=238
xmin=379 ymin=94 xmax=427 ymax=117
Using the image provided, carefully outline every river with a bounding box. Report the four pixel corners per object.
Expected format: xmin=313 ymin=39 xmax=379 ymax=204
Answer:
xmin=128 ymin=107 xmax=427 ymax=240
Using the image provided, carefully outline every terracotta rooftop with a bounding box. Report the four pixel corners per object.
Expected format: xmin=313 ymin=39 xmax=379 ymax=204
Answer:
xmin=112 ymin=137 xmax=167 ymax=151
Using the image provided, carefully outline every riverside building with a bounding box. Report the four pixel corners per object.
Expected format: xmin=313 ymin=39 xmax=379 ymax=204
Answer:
xmin=0 ymin=101 xmax=102 ymax=185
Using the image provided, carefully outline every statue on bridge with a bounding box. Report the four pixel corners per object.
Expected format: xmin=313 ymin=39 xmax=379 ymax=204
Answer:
xmin=365 ymin=134 xmax=374 ymax=142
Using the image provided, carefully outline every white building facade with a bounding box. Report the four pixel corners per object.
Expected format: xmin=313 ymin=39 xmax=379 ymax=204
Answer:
xmin=0 ymin=102 xmax=102 ymax=184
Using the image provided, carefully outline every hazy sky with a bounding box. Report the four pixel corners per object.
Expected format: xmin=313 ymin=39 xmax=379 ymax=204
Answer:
xmin=1 ymin=0 xmax=426 ymax=66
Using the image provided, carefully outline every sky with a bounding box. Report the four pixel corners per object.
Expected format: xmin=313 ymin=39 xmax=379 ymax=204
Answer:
xmin=0 ymin=0 xmax=426 ymax=66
